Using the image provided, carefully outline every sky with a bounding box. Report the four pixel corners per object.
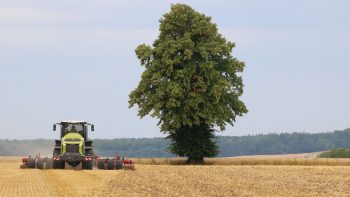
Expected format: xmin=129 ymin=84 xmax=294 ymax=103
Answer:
xmin=0 ymin=0 xmax=349 ymax=139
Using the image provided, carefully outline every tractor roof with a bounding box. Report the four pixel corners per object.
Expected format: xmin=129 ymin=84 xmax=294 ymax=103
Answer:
xmin=60 ymin=120 xmax=87 ymax=124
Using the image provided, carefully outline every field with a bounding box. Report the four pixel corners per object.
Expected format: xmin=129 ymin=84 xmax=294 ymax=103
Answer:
xmin=1 ymin=157 xmax=350 ymax=196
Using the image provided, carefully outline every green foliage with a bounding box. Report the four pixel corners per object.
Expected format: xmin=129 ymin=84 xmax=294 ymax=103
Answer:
xmin=129 ymin=4 xmax=247 ymax=159
xmin=319 ymin=148 xmax=350 ymax=158
xmin=167 ymin=125 xmax=218 ymax=160
xmin=129 ymin=4 xmax=247 ymax=132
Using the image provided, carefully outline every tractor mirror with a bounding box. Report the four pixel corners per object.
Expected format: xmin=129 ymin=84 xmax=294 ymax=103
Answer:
xmin=91 ymin=125 xmax=95 ymax=131
xmin=53 ymin=124 xmax=56 ymax=131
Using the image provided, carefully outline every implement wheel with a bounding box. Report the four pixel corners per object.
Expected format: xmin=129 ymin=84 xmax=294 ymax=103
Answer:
xmin=116 ymin=160 xmax=123 ymax=170
xmin=46 ymin=158 xmax=53 ymax=169
xmin=107 ymin=160 xmax=115 ymax=170
xmin=28 ymin=158 xmax=36 ymax=168
xmin=97 ymin=159 xmax=105 ymax=169
xmin=36 ymin=158 xmax=44 ymax=169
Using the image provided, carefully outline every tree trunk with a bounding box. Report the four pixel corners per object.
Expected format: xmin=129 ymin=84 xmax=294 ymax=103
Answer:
xmin=187 ymin=156 xmax=204 ymax=164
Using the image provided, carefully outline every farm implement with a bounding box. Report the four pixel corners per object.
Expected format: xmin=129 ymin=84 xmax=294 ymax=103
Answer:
xmin=97 ymin=155 xmax=134 ymax=170
xmin=20 ymin=121 xmax=134 ymax=170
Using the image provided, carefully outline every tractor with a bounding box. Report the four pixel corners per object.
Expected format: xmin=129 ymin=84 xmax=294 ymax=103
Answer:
xmin=20 ymin=121 xmax=134 ymax=170
xmin=20 ymin=121 xmax=95 ymax=170
xmin=52 ymin=121 xmax=95 ymax=169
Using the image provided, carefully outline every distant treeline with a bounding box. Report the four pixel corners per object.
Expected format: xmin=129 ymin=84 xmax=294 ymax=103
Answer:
xmin=1 ymin=128 xmax=350 ymax=157
xmin=319 ymin=148 xmax=350 ymax=158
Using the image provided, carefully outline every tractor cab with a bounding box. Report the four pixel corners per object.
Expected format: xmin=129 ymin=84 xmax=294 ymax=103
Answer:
xmin=53 ymin=121 xmax=94 ymax=141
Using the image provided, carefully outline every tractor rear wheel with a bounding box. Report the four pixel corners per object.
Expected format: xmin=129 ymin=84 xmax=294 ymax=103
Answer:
xmin=97 ymin=159 xmax=105 ymax=169
xmin=53 ymin=160 xmax=64 ymax=169
xmin=82 ymin=160 xmax=93 ymax=170
xmin=107 ymin=159 xmax=115 ymax=170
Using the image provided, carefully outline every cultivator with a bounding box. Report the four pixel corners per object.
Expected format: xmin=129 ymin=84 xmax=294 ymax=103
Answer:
xmin=20 ymin=121 xmax=134 ymax=170
xmin=96 ymin=155 xmax=134 ymax=170
xmin=20 ymin=154 xmax=53 ymax=170
xmin=21 ymin=154 xmax=134 ymax=170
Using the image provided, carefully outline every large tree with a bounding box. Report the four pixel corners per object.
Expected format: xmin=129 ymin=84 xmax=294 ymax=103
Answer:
xmin=129 ymin=4 xmax=247 ymax=163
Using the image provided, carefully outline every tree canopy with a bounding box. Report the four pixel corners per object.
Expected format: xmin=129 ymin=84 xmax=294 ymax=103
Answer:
xmin=129 ymin=4 xmax=247 ymax=132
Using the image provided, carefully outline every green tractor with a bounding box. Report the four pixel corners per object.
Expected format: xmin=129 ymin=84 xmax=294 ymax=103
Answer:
xmin=52 ymin=121 xmax=95 ymax=169
xmin=20 ymin=120 xmax=134 ymax=170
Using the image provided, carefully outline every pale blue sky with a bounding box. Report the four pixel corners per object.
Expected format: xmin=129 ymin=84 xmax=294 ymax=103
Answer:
xmin=0 ymin=0 xmax=349 ymax=139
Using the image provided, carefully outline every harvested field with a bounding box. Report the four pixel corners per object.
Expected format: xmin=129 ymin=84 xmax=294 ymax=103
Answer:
xmin=133 ymin=156 xmax=350 ymax=166
xmin=1 ymin=157 xmax=350 ymax=196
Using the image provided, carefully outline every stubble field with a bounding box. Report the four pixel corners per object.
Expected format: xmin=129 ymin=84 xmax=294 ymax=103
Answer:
xmin=1 ymin=156 xmax=350 ymax=196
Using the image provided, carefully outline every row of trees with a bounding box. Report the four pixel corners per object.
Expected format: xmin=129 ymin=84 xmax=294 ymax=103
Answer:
xmin=1 ymin=129 xmax=349 ymax=157
xmin=96 ymin=129 xmax=350 ymax=157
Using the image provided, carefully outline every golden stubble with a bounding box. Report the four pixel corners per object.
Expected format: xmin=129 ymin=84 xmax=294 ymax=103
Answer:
xmin=1 ymin=157 xmax=350 ymax=197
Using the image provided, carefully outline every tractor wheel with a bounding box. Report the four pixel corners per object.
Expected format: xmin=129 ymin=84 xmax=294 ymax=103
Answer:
xmin=46 ymin=158 xmax=53 ymax=169
xmin=28 ymin=158 xmax=36 ymax=168
xmin=82 ymin=160 xmax=93 ymax=170
xmin=107 ymin=159 xmax=115 ymax=170
xmin=53 ymin=160 xmax=64 ymax=169
xmin=36 ymin=158 xmax=44 ymax=169
xmin=97 ymin=159 xmax=105 ymax=169
xmin=85 ymin=149 xmax=93 ymax=157
xmin=116 ymin=160 xmax=123 ymax=170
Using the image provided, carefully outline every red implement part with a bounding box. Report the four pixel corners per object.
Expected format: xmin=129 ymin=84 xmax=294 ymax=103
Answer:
xmin=96 ymin=155 xmax=134 ymax=170
xmin=20 ymin=154 xmax=46 ymax=169
xmin=20 ymin=158 xmax=29 ymax=169
xmin=113 ymin=155 xmax=134 ymax=170
xmin=94 ymin=155 xmax=101 ymax=166
xmin=122 ymin=159 xmax=134 ymax=170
